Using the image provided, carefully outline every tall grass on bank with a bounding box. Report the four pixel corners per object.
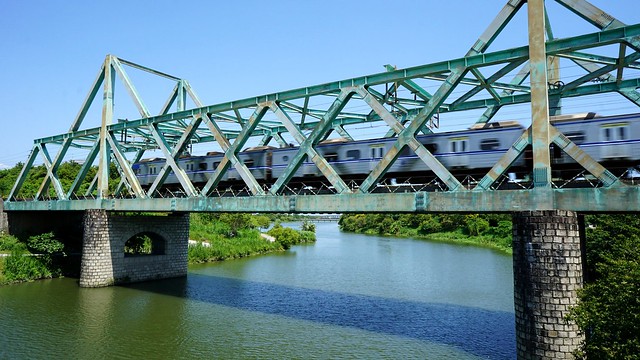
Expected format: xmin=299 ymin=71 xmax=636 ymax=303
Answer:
xmin=0 ymin=232 xmax=65 ymax=285
xmin=187 ymin=214 xmax=316 ymax=264
xmin=188 ymin=229 xmax=283 ymax=263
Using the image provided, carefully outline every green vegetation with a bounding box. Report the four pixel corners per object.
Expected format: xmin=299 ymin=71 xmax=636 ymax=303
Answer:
xmin=187 ymin=213 xmax=315 ymax=263
xmin=567 ymin=214 xmax=640 ymax=359
xmin=0 ymin=232 xmax=65 ymax=285
xmin=124 ymin=234 xmax=153 ymax=256
xmin=338 ymin=213 xmax=512 ymax=253
xmin=0 ymin=161 xmax=120 ymax=199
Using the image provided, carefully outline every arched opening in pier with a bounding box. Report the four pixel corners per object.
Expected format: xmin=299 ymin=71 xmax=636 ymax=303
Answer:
xmin=124 ymin=232 xmax=166 ymax=256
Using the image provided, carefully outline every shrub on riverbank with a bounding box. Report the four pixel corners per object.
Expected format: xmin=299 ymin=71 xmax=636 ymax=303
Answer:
xmin=338 ymin=214 xmax=512 ymax=254
xmin=0 ymin=232 xmax=66 ymax=285
xmin=267 ymin=223 xmax=316 ymax=250
xmin=188 ymin=214 xmax=316 ymax=263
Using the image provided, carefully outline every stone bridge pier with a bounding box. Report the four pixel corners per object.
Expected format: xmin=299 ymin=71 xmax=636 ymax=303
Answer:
xmin=79 ymin=210 xmax=189 ymax=287
xmin=512 ymin=210 xmax=584 ymax=359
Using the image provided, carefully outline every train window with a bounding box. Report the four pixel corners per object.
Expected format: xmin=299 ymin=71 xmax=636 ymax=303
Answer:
xmin=185 ymin=163 xmax=194 ymax=171
xmin=346 ymin=149 xmax=360 ymax=160
xmin=244 ymin=159 xmax=254 ymax=168
xmin=370 ymin=147 xmax=384 ymax=158
xmin=149 ymin=166 xmax=157 ymax=175
xmin=480 ymin=139 xmax=500 ymax=151
xmin=565 ymin=131 xmax=585 ymax=144
xmin=619 ymin=126 xmax=627 ymax=140
xmin=199 ymin=163 xmax=207 ymax=171
xmin=282 ymin=156 xmax=289 ymax=162
xmin=213 ymin=162 xmax=220 ymax=169
xmin=450 ymin=138 xmax=468 ymax=153
xmin=602 ymin=124 xmax=629 ymax=142
xmin=426 ymin=143 xmax=438 ymax=154
xmin=325 ymin=153 xmax=338 ymax=162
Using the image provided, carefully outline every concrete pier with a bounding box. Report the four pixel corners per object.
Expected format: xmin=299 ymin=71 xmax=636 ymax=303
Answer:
xmin=512 ymin=210 xmax=584 ymax=359
xmin=79 ymin=210 xmax=189 ymax=287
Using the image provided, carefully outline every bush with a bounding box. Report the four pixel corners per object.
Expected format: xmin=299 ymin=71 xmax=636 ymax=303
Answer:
xmin=267 ymin=225 xmax=316 ymax=250
xmin=27 ymin=232 xmax=64 ymax=255
xmin=0 ymin=234 xmax=27 ymax=252
xmin=3 ymin=249 xmax=55 ymax=282
xmin=301 ymin=221 xmax=316 ymax=233
xmin=464 ymin=215 xmax=489 ymax=236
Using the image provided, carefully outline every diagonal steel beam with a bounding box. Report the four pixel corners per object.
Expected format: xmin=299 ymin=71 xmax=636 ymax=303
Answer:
xmin=8 ymin=146 xmax=40 ymax=200
xmin=147 ymin=117 xmax=202 ymax=197
xmin=201 ymin=107 xmax=268 ymax=196
xmin=475 ymin=129 xmax=531 ymax=191
xmin=550 ymin=127 xmax=620 ymax=187
xmin=106 ymin=133 xmax=146 ymax=198
xmin=67 ymin=141 xmax=100 ymax=198
xmin=270 ymin=102 xmax=349 ymax=194
xmin=356 ymin=87 xmax=463 ymax=193
xmin=35 ymin=144 xmax=65 ymax=200
xmin=269 ymin=89 xmax=356 ymax=195
xmin=554 ymin=0 xmax=625 ymax=30
xmin=112 ymin=57 xmax=151 ymax=118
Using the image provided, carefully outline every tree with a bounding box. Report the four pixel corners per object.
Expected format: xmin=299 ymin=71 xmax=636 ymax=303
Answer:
xmin=567 ymin=215 xmax=640 ymax=359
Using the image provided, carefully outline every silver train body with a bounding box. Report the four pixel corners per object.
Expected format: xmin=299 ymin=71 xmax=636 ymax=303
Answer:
xmin=132 ymin=113 xmax=640 ymax=187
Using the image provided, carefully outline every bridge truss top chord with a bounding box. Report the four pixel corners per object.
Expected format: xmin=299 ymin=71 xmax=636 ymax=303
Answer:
xmin=5 ymin=0 xmax=640 ymax=213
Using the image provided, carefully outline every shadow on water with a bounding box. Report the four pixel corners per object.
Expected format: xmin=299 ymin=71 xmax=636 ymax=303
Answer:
xmin=126 ymin=274 xmax=516 ymax=359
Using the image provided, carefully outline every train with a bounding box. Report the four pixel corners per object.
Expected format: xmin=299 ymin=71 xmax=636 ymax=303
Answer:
xmin=132 ymin=112 xmax=640 ymax=192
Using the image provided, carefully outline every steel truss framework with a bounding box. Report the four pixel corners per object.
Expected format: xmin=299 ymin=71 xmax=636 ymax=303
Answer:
xmin=5 ymin=0 xmax=640 ymax=213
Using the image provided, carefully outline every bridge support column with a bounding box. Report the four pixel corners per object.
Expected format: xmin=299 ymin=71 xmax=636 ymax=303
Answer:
xmin=0 ymin=199 xmax=8 ymax=234
xmin=80 ymin=209 xmax=189 ymax=288
xmin=512 ymin=210 xmax=584 ymax=359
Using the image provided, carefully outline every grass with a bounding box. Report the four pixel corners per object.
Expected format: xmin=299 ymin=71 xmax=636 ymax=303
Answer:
xmin=188 ymin=229 xmax=283 ymax=263
xmin=421 ymin=230 xmax=512 ymax=255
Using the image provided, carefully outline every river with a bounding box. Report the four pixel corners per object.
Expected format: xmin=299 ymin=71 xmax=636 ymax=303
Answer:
xmin=0 ymin=222 xmax=515 ymax=359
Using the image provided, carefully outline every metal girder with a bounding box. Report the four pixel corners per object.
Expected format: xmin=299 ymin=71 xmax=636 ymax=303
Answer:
xmin=106 ymin=133 xmax=146 ymax=198
xmin=201 ymin=107 xmax=268 ymax=196
xmin=67 ymin=141 xmax=100 ymax=198
xmin=270 ymin=102 xmax=350 ymax=194
xmin=269 ymin=89 xmax=355 ymax=195
xmin=35 ymin=144 xmax=65 ymax=200
xmin=8 ymin=186 xmax=640 ymax=213
xmin=529 ymin=0 xmax=552 ymax=188
xmin=475 ymin=129 xmax=531 ymax=191
xmin=549 ymin=127 xmax=619 ymax=187
xmin=97 ymin=56 xmax=115 ymax=199
xmin=27 ymin=23 xmax=640 ymax=149
xmin=147 ymin=120 xmax=200 ymax=197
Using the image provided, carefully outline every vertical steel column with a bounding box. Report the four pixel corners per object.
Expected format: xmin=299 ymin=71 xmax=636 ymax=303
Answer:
xmin=97 ymin=55 xmax=115 ymax=198
xmin=528 ymin=0 xmax=552 ymax=188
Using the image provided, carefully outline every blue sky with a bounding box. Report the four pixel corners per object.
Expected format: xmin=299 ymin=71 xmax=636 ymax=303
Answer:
xmin=1 ymin=0 xmax=639 ymax=169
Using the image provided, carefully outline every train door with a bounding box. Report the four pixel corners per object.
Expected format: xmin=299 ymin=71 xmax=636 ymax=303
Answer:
xmin=369 ymin=144 xmax=385 ymax=171
xmin=601 ymin=123 xmax=630 ymax=159
xmin=448 ymin=137 xmax=469 ymax=168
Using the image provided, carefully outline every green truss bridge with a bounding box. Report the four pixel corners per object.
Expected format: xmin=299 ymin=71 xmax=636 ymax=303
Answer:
xmin=2 ymin=2 xmax=640 ymax=358
xmin=3 ymin=0 xmax=640 ymax=214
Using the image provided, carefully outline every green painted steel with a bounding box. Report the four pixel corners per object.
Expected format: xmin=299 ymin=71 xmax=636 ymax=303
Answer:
xmin=5 ymin=187 xmax=640 ymax=213
xmin=5 ymin=0 xmax=640 ymax=213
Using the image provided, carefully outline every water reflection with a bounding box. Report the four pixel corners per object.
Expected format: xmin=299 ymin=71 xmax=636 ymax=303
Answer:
xmin=128 ymin=274 xmax=515 ymax=359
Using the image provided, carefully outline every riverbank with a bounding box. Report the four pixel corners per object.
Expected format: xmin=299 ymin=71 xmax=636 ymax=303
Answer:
xmin=338 ymin=214 xmax=512 ymax=255
xmin=0 ymin=215 xmax=316 ymax=285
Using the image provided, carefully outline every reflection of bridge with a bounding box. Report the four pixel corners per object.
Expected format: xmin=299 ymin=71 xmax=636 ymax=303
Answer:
xmin=2 ymin=1 xmax=640 ymax=358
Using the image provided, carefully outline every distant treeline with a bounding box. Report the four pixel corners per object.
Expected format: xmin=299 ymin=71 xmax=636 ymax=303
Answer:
xmin=339 ymin=213 xmax=513 ymax=253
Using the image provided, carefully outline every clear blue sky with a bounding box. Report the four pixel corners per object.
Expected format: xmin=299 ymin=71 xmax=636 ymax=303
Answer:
xmin=1 ymin=0 xmax=639 ymax=169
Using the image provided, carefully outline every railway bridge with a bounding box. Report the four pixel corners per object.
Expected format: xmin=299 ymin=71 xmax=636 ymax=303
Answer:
xmin=2 ymin=0 xmax=640 ymax=358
